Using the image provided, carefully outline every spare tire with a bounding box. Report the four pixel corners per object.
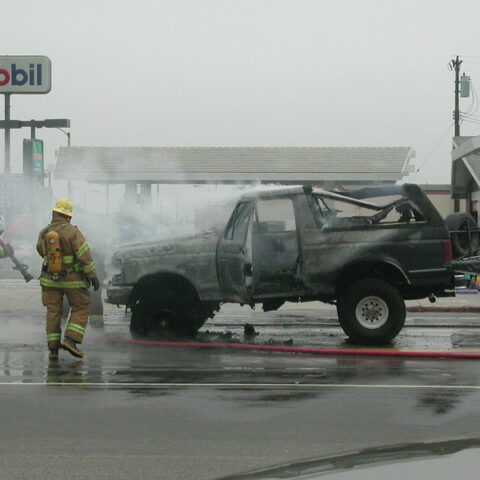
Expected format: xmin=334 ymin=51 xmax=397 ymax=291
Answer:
xmin=445 ymin=212 xmax=480 ymax=258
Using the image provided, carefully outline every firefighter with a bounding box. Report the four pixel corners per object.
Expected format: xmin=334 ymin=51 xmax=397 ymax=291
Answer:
xmin=37 ymin=199 xmax=100 ymax=360
xmin=0 ymin=217 xmax=14 ymax=260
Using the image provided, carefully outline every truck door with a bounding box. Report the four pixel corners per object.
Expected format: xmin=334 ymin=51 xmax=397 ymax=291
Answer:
xmin=251 ymin=197 xmax=304 ymax=298
xmin=217 ymin=202 xmax=254 ymax=303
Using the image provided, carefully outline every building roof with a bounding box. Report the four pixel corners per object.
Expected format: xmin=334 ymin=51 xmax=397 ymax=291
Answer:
xmin=55 ymin=146 xmax=413 ymax=184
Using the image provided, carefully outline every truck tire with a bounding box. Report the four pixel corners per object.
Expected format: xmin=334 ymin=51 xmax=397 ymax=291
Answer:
xmin=130 ymin=286 xmax=201 ymax=339
xmin=445 ymin=212 xmax=480 ymax=258
xmin=130 ymin=304 xmax=148 ymax=339
xmin=337 ymin=278 xmax=406 ymax=345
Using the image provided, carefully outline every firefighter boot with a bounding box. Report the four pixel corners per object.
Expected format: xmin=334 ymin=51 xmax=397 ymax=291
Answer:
xmin=61 ymin=337 xmax=84 ymax=359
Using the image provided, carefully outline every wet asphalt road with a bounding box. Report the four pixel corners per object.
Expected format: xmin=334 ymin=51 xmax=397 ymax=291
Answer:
xmin=2 ymin=287 xmax=480 ymax=478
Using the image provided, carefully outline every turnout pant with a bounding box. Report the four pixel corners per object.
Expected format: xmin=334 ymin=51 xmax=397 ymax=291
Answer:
xmin=42 ymin=287 xmax=90 ymax=349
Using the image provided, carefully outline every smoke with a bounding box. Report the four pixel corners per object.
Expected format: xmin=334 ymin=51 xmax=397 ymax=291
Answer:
xmin=0 ymin=319 xmax=42 ymax=344
xmin=50 ymin=147 xmax=307 ymax=254
xmin=8 ymin=137 xmax=410 ymax=285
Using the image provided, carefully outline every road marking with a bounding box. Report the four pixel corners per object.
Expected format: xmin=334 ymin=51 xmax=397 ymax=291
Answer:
xmin=0 ymin=382 xmax=480 ymax=389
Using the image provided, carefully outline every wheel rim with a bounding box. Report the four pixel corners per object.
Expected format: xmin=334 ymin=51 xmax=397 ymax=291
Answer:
xmin=355 ymin=296 xmax=389 ymax=329
xmin=148 ymin=308 xmax=178 ymax=333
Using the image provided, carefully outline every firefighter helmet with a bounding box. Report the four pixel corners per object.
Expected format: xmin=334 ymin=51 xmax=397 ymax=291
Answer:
xmin=52 ymin=198 xmax=73 ymax=218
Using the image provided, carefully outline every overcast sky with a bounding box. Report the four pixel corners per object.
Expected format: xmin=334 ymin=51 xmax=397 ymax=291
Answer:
xmin=2 ymin=0 xmax=480 ymax=185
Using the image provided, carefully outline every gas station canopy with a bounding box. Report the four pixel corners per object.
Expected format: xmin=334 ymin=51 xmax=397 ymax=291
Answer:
xmin=55 ymin=146 xmax=414 ymax=185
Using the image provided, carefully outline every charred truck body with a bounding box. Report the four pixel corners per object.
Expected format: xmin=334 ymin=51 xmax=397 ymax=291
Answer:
xmin=107 ymin=184 xmax=455 ymax=344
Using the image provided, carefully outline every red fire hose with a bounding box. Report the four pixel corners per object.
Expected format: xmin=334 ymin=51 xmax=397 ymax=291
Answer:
xmin=103 ymin=337 xmax=480 ymax=359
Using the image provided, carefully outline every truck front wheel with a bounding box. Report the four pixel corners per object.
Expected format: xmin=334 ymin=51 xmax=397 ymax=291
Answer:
xmin=337 ymin=278 xmax=406 ymax=345
xmin=130 ymin=286 xmax=201 ymax=339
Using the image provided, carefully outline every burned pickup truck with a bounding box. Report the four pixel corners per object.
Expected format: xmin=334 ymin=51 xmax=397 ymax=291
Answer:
xmin=107 ymin=184 xmax=456 ymax=344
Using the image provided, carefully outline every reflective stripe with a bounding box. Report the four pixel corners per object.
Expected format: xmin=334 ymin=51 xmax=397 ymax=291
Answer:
xmin=71 ymin=260 xmax=96 ymax=274
xmin=0 ymin=246 xmax=4 ymax=258
xmin=44 ymin=255 xmax=74 ymax=265
xmin=75 ymin=242 xmax=89 ymax=258
xmin=66 ymin=323 xmax=85 ymax=334
xmin=40 ymin=278 xmax=88 ymax=288
xmin=83 ymin=262 xmax=96 ymax=274
xmin=67 ymin=324 xmax=85 ymax=334
xmin=47 ymin=333 xmax=61 ymax=340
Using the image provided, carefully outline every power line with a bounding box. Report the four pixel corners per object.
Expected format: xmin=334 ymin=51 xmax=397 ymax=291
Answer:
xmin=470 ymin=82 xmax=478 ymax=115
xmin=460 ymin=117 xmax=480 ymax=123
xmin=410 ymin=123 xmax=454 ymax=180
xmin=462 ymin=117 xmax=480 ymax=125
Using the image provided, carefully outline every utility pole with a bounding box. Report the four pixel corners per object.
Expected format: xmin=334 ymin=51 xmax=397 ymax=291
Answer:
xmin=450 ymin=56 xmax=463 ymax=212
xmin=4 ymin=94 xmax=11 ymax=173
xmin=451 ymin=55 xmax=462 ymax=137
xmin=30 ymin=120 xmax=36 ymax=140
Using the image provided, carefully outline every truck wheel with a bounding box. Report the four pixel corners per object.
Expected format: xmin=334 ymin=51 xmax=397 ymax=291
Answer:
xmin=445 ymin=212 xmax=480 ymax=258
xmin=130 ymin=287 xmax=201 ymax=339
xmin=337 ymin=278 xmax=406 ymax=345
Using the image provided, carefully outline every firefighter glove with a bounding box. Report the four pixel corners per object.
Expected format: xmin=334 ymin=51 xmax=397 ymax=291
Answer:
xmin=90 ymin=275 xmax=100 ymax=291
xmin=2 ymin=243 xmax=14 ymax=257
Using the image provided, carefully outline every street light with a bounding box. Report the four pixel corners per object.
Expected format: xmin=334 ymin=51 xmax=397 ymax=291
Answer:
xmin=56 ymin=127 xmax=71 ymax=147
xmin=53 ymin=126 xmax=72 ymax=196
xmin=0 ymin=118 xmax=70 ymax=140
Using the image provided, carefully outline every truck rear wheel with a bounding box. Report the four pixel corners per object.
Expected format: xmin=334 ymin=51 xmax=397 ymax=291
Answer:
xmin=337 ymin=278 xmax=406 ymax=345
xmin=130 ymin=286 xmax=201 ymax=339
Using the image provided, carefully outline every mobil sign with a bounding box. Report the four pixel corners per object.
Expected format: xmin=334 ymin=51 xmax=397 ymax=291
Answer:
xmin=0 ymin=55 xmax=51 ymax=94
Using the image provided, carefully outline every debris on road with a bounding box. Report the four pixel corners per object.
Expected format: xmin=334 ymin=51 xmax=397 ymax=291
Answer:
xmin=244 ymin=323 xmax=257 ymax=337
